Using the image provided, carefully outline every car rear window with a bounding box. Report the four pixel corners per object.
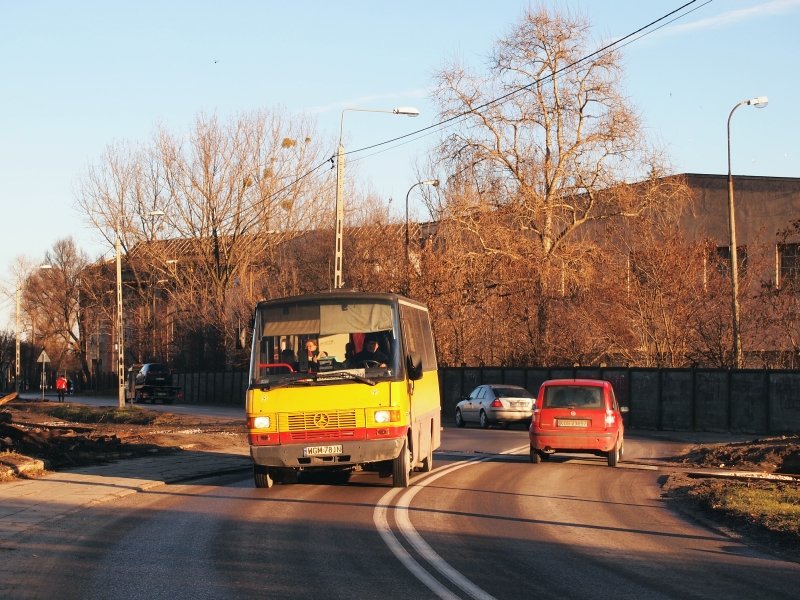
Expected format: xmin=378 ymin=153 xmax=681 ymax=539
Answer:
xmin=148 ymin=364 xmax=170 ymax=374
xmin=492 ymin=386 xmax=533 ymax=398
xmin=543 ymin=386 xmax=603 ymax=408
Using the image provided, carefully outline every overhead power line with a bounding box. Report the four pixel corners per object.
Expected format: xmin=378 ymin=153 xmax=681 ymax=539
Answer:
xmin=235 ymin=0 xmax=709 ymax=221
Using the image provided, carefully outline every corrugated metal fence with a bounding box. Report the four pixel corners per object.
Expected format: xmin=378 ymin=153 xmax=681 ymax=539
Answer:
xmin=172 ymin=371 xmax=249 ymax=406
xmin=438 ymin=366 xmax=800 ymax=434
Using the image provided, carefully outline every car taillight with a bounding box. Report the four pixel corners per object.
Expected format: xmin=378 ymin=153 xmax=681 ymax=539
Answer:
xmin=533 ymin=408 xmax=541 ymax=426
xmin=490 ymin=399 xmax=503 ymax=408
xmin=605 ymin=410 xmax=615 ymax=426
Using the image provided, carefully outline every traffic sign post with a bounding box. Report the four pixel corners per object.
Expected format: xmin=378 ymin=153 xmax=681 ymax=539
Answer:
xmin=37 ymin=350 xmax=50 ymax=401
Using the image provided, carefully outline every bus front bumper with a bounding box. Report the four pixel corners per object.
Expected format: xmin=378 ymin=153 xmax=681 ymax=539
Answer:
xmin=250 ymin=438 xmax=404 ymax=468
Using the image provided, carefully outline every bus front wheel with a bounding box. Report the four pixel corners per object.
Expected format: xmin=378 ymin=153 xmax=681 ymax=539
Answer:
xmin=393 ymin=438 xmax=411 ymax=488
xmin=253 ymin=465 xmax=274 ymax=488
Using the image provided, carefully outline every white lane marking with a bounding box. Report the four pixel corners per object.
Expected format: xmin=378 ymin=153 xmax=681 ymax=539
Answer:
xmin=374 ymin=487 xmax=461 ymax=600
xmin=376 ymin=444 xmax=529 ymax=600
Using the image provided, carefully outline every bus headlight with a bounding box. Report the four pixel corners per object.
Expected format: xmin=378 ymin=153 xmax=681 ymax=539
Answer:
xmin=374 ymin=410 xmax=400 ymax=423
xmin=253 ymin=416 xmax=271 ymax=429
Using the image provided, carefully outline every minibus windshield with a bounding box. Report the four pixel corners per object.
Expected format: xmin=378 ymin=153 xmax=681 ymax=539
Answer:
xmin=251 ymin=301 xmax=401 ymax=385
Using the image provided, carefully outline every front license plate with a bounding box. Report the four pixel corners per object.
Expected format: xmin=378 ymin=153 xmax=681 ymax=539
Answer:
xmin=303 ymin=445 xmax=343 ymax=457
xmin=557 ymin=419 xmax=589 ymax=427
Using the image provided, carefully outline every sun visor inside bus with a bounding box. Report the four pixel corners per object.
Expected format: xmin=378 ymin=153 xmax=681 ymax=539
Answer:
xmin=320 ymin=303 xmax=393 ymax=335
xmin=260 ymin=304 xmax=320 ymax=336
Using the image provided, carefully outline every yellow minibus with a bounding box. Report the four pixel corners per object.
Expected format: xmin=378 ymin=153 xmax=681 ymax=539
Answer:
xmin=246 ymin=290 xmax=440 ymax=488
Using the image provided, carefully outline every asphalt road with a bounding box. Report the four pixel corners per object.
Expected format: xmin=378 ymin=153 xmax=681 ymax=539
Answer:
xmin=16 ymin=426 xmax=800 ymax=599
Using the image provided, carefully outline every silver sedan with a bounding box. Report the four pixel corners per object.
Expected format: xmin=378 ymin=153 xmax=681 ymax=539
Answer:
xmin=455 ymin=384 xmax=535 ymax=429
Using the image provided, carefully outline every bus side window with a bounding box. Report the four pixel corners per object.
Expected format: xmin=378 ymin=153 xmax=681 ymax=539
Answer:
xmin=400 ymin=306 xmax=436 ymax=372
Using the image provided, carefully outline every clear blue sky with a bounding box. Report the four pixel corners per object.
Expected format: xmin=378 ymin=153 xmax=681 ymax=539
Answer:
xmin=1 ymin=0 xmax=798 ymax=323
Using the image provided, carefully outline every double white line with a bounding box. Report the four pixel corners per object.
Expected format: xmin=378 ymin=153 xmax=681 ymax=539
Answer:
xmin=373 ymin=445 xmax=528 ymax=600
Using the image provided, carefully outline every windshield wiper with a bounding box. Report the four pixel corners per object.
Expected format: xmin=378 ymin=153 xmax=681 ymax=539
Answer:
xmin=256 ymin=370 xmax=377 ymax=391
xmin=316 ymin=371 xmax=377 ymax=386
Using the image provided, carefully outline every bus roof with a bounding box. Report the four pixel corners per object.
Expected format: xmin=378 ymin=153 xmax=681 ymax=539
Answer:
xmin=255 ymin=290 xmax=429 ymax=311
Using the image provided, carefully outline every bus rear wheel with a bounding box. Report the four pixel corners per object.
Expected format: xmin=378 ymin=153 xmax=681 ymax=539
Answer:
xmin=393 ymin=438 xmax=411 ymax=488
xmin=253 ymin=464 xmax=274 ymax=488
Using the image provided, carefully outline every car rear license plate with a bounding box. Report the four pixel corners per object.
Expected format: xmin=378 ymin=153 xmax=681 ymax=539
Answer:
xmin=557 ymin=419 xmax=589 ymax=427
xmin=303 ymin=445 xmax=343 ymax=457
xmin=156 ymin=391 xmax=167 ymax=396
xmin=511 ymin=401 xmax=528 ymax=408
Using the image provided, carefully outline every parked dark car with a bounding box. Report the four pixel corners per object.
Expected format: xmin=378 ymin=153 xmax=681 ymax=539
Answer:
xmin=529 ymin=379 xmax=627 ymax=466
xmin=455 ymin=384 xmax=534 ymax=429
xmin=135 ymin=363 xmax=172 ymax=386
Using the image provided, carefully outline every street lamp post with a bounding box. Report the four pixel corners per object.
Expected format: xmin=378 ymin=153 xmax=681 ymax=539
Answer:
xmin=727 ymin=95 xmax=768 ymax=369
xmin=405 ymin=180 xmax=439 ymax=295
xmin=333 ymin=106 xmax=420 ymax=289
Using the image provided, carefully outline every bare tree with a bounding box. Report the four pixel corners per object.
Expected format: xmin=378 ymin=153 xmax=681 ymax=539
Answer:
xmin=76 ymin=108 xmax=334 ymax=367
xmin=429 ymin=5 xmax=668 ymax=362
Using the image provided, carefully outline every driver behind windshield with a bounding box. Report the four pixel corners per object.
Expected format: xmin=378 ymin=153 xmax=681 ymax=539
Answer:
xmin=352 ymin=336 xmax=389 ymax=367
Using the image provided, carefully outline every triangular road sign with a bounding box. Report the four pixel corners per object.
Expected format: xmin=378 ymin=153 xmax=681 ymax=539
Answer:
xmin=37 ymin=350 xmax=50 ymax=363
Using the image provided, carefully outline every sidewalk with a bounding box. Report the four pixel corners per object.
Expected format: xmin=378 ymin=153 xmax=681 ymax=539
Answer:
xmin=0 ymin=446 xmax=251 ymax=544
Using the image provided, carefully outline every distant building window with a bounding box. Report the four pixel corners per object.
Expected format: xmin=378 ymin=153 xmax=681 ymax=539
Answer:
xmin=780 ymin=243 xmax=800 ymax=287
xmin=715 ymin=246 xmax=747 ymax=277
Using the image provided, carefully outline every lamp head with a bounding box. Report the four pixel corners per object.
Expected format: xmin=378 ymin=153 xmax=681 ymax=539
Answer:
xmin=149 ymin=210 xmax=166 ymax=217
xmin=747 ymin=96 xmax=769 ymax=108
xmin=422 ymin=180 xmax=439 ymax=187
xmin=39 ymin=264 xmax=52 ymax=270
xmin=393 ymin=106 xmax=420 ymax=117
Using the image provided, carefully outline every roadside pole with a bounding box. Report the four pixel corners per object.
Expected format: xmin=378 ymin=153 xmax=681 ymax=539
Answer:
xmin=37 ymin=350 xmax=50 ymax=401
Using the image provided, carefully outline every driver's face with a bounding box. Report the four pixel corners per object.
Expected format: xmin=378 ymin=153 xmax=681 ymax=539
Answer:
xmin=366 ymin=341 xmax=378 ymax=352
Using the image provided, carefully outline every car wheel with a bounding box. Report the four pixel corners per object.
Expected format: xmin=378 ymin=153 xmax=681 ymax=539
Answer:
xmin=392 ymin=437 xmax=411 ymax=488
xmin=607 ymin=438 xmax=620 ymax=467
xmin=455 ymin=408 xmax=466 ymax=428
xmin=479 ymin=410 xmax=490 ymax=429
xmin=529 ymin=445 xmax=542 ymax=464
xmin=253 ymin=465 xmax=274 ymax=488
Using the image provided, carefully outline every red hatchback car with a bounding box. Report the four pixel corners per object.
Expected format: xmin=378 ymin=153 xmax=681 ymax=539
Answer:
xmin=529 ymin=379 xmax=627 ymax=467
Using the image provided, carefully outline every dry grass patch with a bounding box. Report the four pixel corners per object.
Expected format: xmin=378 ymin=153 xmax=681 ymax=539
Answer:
xmin=42 ymin=405 xmax=155 ymax=425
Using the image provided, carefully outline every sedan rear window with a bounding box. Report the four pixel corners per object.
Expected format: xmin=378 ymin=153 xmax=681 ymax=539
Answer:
xmin=543 ymin=386 xmax=603 ymax=408
xmin=492 ymin=386 xmax=533 ymax=398
xmin=147 ymin=364 xmax=170 ymax=374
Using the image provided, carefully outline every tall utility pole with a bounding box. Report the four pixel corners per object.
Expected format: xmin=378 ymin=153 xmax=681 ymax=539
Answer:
xmin=116 ymin=231 xmax=125 ymax=408
xmin=15 ymin=285 xmax=20 ymax=394
xmin=332 ymin=106 xmax=419 ymax=289
xmin=726 ymin=95 xmax=768 ymax=369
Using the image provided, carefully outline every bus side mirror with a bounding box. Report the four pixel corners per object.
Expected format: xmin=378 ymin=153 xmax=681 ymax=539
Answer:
xmin=407 ymin=352 xmax=423 ymax=381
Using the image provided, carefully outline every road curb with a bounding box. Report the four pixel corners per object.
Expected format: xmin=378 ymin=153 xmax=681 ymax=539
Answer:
xmin=82 ymin=464 xmax=253 ymax=508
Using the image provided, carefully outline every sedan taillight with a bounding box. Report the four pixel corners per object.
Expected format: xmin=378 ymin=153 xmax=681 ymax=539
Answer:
xmin=490 ymin=399 xmax=503 ymax=408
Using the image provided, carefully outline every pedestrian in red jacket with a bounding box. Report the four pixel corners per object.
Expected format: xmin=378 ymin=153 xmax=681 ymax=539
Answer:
xmin=56 ymin=376 xmax=67 ymax=402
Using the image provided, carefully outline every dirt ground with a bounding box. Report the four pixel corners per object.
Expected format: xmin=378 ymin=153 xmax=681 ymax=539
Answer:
xmin=0 ymin=398 xmax=247 ymax=480
xmin=667 ymin=435 xmax=800 ymax=561
xmin=679 ymin=434 xmax=800 ymax=474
